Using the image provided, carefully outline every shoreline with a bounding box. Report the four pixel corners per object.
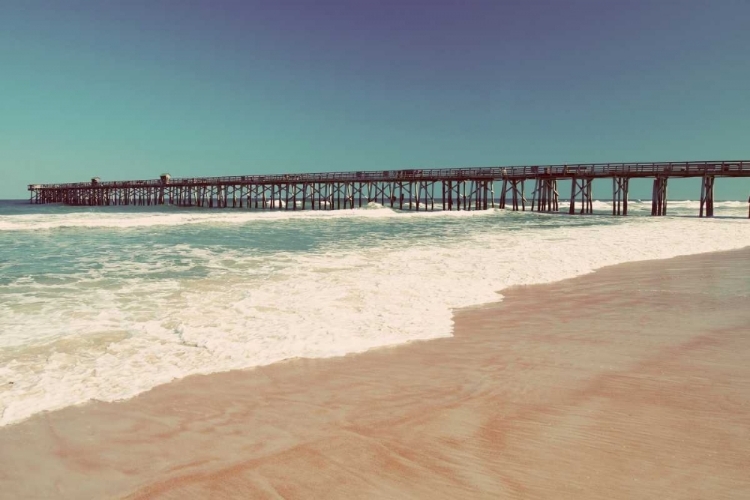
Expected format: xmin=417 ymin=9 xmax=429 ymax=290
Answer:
xmin=0 ymin=238 xmax=750 ymax=429
xmin=1 ymin=247 xmax=749 ymax=498
xmin=2 ymin=242 xmax=748 ymax=429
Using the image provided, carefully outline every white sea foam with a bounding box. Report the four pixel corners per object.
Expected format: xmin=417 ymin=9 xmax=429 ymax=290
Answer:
xmin=264 ymin=200 xmax=286 ymax=208
xmin=566 ymin=199 xmax=748 ymax=212
xmin=1 ymin=211 xmax=749 ymax=426
xmin=0 ymin=204 xmax=508 ymax=231
xmin=1 ymin=199 xmax=747 ymax=232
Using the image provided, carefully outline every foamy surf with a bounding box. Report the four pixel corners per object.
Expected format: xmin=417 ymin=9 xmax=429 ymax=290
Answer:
xmin=0 ymin=204 xmax=748 ymax=426
xmin=0 ymin=204 xmax=511 ymax=231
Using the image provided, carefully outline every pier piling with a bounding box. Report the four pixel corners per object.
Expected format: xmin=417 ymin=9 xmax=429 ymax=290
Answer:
xmin=651 ymin=177 xmax=668 ymax=216
xmin=700 ymin=175 xmax=715 ymax=217
xmin=569 ymin=177 xmax=593 ymax=215
xmin=612 ymin=177 xmax=629 ymax=216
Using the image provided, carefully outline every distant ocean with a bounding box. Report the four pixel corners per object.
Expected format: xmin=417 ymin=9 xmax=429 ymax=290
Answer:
xmin=1 ymin=199 xmax=749 ymax=426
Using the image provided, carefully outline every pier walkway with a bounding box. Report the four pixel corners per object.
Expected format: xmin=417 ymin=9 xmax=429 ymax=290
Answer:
xmin=28 ymin=160 xmax=750 ymax=217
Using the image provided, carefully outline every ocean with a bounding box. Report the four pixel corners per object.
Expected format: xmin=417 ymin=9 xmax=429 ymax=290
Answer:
xmin=1 ymin=199 xmax=748 ymax=427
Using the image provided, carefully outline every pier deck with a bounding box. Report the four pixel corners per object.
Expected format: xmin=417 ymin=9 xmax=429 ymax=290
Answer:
xmin=28 ymin=160 xmax=750 ymax=217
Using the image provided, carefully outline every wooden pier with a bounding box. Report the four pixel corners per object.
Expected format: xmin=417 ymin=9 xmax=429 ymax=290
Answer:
xmin=28 ymin=161 xmax=750 ymax=217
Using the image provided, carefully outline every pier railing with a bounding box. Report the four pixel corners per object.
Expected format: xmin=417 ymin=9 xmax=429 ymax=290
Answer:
xmin=29 ymin=161 xmax=750 ymax=190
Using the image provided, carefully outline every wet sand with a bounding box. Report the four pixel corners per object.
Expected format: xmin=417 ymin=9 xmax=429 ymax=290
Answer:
xmin=1 ymin=248 xmax=749 ymax=499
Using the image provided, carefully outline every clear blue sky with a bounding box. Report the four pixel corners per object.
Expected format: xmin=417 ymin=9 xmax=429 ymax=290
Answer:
xmin=1 ymin=0 xmax=749 ymax=200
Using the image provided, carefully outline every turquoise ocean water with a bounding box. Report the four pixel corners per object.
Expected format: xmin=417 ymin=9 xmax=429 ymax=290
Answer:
xmin=1 ymin=199 xmax=748 ymax=426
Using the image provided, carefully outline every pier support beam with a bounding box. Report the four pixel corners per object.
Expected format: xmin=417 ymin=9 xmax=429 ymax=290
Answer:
xmin=531 ymin=178 xmax=558 ymax=212
xmin=498 ymin=179 xmax=507 ymax=209
xmin=651 ymin=177 xmax=668 ymax=216
xmin=699 ymin=175 xmax=715 ymax=218
xmin=612 ymin=177 xmax=629 ymax=216
xmin=569 ymin=178 xmax=593 ymax=215
xmin=506 ymin=180 xmax=526 ymax=211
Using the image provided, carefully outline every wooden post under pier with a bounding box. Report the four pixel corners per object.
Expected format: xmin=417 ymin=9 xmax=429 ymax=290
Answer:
xmin=569 ymin=177 xmax=593 ymax=215
xmin=700 ymin=175 xmax=715 ymax=218
xmin=651 ymin=177 xmax=668 ymax=216
xmin=612 ymin=177 xmax=629 ymax=216
xmin=532 ymin=177 xmax=558 ymax=213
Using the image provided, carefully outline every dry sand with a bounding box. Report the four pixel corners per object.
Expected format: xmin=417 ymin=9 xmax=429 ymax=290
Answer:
xmin=1 ymin=248 xmax=749 ymax=499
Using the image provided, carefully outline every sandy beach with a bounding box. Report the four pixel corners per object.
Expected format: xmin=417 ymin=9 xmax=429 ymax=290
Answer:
xmin=1 ymin=248 xmax=749 ymax=499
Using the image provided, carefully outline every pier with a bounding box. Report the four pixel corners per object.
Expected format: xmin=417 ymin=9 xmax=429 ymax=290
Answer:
xmin=28 ymin=160 xmax=750 ymax=217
